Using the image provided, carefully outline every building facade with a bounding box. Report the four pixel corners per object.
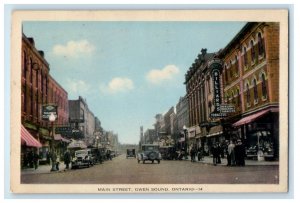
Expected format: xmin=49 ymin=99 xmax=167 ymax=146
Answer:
xmin=184 ymin=49 xmax=221 ymax=153
xmin=175 ymin=96 xmax=190 ymax=148
xmin=219 ymin=22 xmax=280 ymax=159
xmin=21 ymin=34 xmax=69 ymax=163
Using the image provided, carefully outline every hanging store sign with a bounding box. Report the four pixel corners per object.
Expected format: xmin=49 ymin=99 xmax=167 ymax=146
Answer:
xmin=209 ymin=59 xmax=225 ymax=118
xmin=42 ymin=104 xmax=58 ymax=121
xmin=220 ymin=104 xmax=236 ymax=113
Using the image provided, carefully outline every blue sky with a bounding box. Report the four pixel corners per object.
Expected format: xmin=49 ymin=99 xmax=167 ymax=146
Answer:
xmin=23 ymin=21 xmax=246 ymax=144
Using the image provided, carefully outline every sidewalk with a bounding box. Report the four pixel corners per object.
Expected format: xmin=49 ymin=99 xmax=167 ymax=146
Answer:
xmin=21 ymin=162 xmax=68 ymax=175
xmin=183 ymin=156 xmax=279 ymax=166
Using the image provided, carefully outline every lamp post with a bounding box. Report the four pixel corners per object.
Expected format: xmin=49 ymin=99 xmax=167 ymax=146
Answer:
xmin=183 ymin=125 xmax=188 ymax=159
xmin=49 ymin=112 xmax=56 ymax=171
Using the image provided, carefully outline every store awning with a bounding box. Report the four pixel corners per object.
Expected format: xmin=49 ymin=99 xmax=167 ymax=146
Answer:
xmin=232 ymin=107 xmax=279 ymax=127
xmin=21 ymin=125 xmax=42 ymax=148
xmin=54 ymin=134 xmax=71 ymax=143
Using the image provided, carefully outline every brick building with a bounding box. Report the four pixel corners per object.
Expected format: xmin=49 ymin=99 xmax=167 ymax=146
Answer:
xmin=21 ymin=34 xmax=69 ymax=164
xmin=184 ymin=49 xmax=221 ymax=153
xmin=219 ymin=22 xmax=280 ymax=159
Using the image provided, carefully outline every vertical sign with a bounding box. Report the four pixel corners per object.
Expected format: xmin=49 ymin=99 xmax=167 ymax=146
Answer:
xmin=212 ymin=68 xmax=222 ymax=113
xmin=209 ymin=59 xmax=227 ymax=118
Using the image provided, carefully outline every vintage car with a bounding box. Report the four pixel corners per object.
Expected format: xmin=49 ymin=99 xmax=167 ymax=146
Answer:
xmin=159 ymin=146 xmax=177 ymax=160
xmin=126 ymin=149 xmax=136 ymax=158
xmin=137 ymin=144 xmax=162 ymax=164
xmin=71 ymin=149 xmax=94 ymax=169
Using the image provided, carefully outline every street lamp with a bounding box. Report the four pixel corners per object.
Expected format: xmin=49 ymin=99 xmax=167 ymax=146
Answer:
xmin=183 ymin=125 xmax=188 ymax=159
xmin=49 ymin=112 xmax=56 ymax=171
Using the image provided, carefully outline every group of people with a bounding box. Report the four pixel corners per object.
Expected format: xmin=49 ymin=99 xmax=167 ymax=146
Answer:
xmin=189 ymin=146 xmax=204 ymax=162
xmin=226 ymin=139 xmax=246 ymax=166
xmin=22 ymin=150 xmax=39 ymax=169
xmin=187 ymin=139 xmax=246 ymax=166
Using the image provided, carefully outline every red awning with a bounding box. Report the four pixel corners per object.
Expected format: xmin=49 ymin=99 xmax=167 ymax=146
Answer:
xmin=21 ymin=125 xmax=42 ymax=148
xmin=232 ymin=107 xmax=279 ymax=127
xmin=54 ymin=134 xmax=71 ymax=143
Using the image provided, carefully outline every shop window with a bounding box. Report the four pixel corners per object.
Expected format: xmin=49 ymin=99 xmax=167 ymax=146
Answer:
xmin=258 ymin=33 xmax=265 ymax=57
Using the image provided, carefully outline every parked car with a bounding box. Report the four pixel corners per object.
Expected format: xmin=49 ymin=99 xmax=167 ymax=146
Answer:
xmin=159 ymin=146 xmax=177 ymax=160
xmin=71 ymin=149 xmax=94 ymax=169
xmin=126 ymin=149 xmax=136 ymax=158
xmin=137 ymin=144 xmax=162 ymax=164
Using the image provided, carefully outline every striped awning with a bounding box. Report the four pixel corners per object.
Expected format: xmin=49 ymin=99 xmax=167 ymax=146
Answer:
xmin=21 ymin=125 xmax=42 ymax=148
xmin=233 ymin=107 xmax=279 ymax=127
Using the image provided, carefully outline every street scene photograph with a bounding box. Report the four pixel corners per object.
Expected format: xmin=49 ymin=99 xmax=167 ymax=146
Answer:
xmin=10 ymin=10 xmax=288 ymax=193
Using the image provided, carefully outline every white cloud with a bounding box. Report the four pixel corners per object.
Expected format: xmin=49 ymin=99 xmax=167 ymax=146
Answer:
xmin=100 ymin=77 xmax=134 ymax=94
xmin=146 ymin=65 xmax=180 ymax=84
xmin=67 ymin=78 xmax=91 ymax=94
xmin=52 ymin=40 xmax=95 ymax=58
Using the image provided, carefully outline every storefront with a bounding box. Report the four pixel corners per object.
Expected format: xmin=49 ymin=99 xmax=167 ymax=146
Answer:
xmin=21 ymin=125 xmax=42 ymax=168
xmin=232 ymin=107 xmax=279 ymax=160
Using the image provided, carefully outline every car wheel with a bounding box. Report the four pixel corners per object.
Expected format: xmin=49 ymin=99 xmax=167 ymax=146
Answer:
xmin=149 ymin=152 xmax=156 ymax=160
xmin=152 ymin=160 xmax=154 ymax=164
xmin=157 ymin=160 xmax=160 ymax=164
xmin=143 ymin=160 xmax=145 ymax=164
xmin=138 ymin=160 xmax=140 ymax=163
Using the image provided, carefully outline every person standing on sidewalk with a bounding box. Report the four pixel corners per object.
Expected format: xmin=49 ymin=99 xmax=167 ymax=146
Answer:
xmin=190 ymin=146 xmax=196 ymax=162
xmin=50 ymin=151 xmax=58 ymax=171
xmin=64 ymin=150 xmax=71 ymax=169
xmin=235 ymin=139 xmax=246 ymax=166
xmin=227 ymin=140 xmax=236 ymax=166
xmin=211 ymin=143 xmax=218 ymax=166
xmin=33 ymin=151 xmax=39 ymax=170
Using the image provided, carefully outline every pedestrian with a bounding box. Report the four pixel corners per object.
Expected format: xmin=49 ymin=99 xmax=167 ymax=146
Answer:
xmin=235 ymin=139 xmax=246 ymax=166
xmin=216 ymin=143 xmax=222 ymax=164
xmin=211 ymin=143 xmax=218 ymax=166
xmin=33 ymin=151 xmax=39 ymax=170
xmin=50 ymin=151 xmax=58 ymax=171
xmin=23 ymin=152 xmax=28 ymax=168
xmin=27 ymin=150 xmax=34 ymax=168
xmin=46 ymin=151 xmax=51 ymax=165
xmin=190 ymin=146 xmax=196 ymax=162
xmin=227 ymin=140 xmax=236 ymax=166
xmin=64 ymin=150 xmax=71 ymax=169
xmin=197 ymin=147 xmax=203 ymax=161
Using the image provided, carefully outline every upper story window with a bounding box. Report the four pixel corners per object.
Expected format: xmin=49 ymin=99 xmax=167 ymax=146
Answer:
xmin=235 ymin=55 xmax=239 ymax=75
xmin=253 ymin=79 xmax=258 ymax=102
xmin=261 ymin=74 xmax=268 ymax=99
xmin=235 ymin=88 xmax=240 ymax=107
xmin=250 ymin=40 xmax=255 ymax=62
xmin=229 ymin=60 xmax=233 ymax=78
xmin=30 ymin=58 xmax=33 ymax=84
xmin=207 ymin=76 xmax=211 ymax=93
xmin=246 ymin=83 xmax=250 ymax=105
xmin=243 ymin=46 xmax=248 ymax=67
xmin=224 ymin=65 xmax=228 ymax=83
xmin=258 ymin=32 xmax=265 ymax=56
xmin=23 ymin=51 xmax=27 ymax=79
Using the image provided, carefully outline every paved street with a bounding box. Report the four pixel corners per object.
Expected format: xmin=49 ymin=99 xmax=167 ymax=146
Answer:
xmin=21 ymin=154 xmax=279 ymax=184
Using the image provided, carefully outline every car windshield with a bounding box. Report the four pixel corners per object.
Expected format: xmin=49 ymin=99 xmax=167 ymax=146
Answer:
xmin=75 ymin=150 xmax=87 ymax=155
xmin=144 ymin=146 xmax=158 ymax=151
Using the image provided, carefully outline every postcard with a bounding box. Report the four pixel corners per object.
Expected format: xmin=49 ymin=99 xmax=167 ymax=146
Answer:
xmin=10 ymin=9 xmax=288 ymax=193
